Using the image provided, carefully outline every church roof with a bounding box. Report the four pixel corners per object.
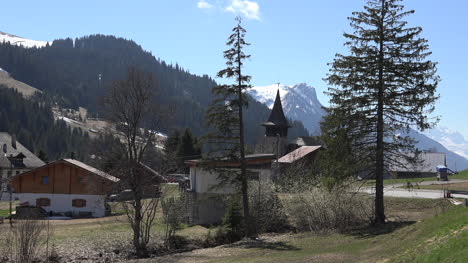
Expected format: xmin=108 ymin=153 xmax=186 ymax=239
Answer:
xmin=262 ymin=89 xmax=291 ymax=128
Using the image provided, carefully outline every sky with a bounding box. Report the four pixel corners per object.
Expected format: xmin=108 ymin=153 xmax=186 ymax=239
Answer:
xmin=1 ymin=0 xmax=468 ymax=137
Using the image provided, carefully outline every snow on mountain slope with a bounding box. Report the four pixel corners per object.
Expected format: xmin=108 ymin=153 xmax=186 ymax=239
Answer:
xmin=407 ymin=129 xmax=468 ymax=171
xmin=250 ymin=83 xmax=325 ymax=134
xmin=424 ymin=127 xmax=468 ymax=160
xmin=0 ymin=31 xmax=50 ymax=48
xmin=0 ymin=70 xmax=41 ymax=97
xmin=250 ymin=83 xmax=468 ymax=170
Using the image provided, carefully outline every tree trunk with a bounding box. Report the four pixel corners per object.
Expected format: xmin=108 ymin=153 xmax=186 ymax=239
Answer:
xmin=375 ymin=0 xmax=386 ymax=224
xmin=237 ymin=27 xmax=252 ymax=237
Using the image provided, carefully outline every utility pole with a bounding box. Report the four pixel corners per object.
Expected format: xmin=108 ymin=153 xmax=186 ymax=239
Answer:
xmin=8 ymin=157 xmax=13 ymax=226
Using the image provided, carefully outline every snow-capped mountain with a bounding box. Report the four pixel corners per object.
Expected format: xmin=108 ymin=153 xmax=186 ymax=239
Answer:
xmin=406 ymin=129 xmax=468 ymax=171
xmin=0 ymin=31 xmax=50 ymax=48
xmin=424 ymin=127 xmax=468 ymax=160
xmin=250 ymin=83 xmax=325 ymax=134
xmin=250 ymin=83 xmax=468 ymax=170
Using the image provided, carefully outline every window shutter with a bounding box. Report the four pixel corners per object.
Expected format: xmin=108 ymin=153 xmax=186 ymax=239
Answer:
xmin=36 ymin=198 xmax=51 ymax=207
xmin=72 ymin=199 xmax=87 ymax=208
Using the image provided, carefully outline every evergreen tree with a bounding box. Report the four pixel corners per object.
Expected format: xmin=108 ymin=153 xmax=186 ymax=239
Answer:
xmin=164 ymin=130 xmax=181 ymax=156
xmin=205 ymin=17 xmax=254 ymax=237
xmin=322 ymin=0 xmax=439 ymax=223
xmin=37 ymin=149 xmax=48 ymax=163
xmin=176 ymin=129 xmax=200 ymax=161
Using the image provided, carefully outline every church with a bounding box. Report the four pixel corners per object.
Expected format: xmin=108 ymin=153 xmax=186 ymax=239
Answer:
xmin=184 ymin=89 xmax=322 ymax=225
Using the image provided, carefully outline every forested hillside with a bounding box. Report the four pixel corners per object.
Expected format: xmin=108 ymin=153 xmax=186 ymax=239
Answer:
xmin=0 ymin=35 xmax=309 ymax=144
xmin=0 ymin=86 xmax=91 ymax=161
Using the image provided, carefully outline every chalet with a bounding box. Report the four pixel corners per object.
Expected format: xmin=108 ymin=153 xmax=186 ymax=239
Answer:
xmin=0 ymin=132 xmax=45 ymax=200
xmin=185 ymin=154 xmax=276 ymax=225
xmin=11 ymin=159 xmax=119 ymax=217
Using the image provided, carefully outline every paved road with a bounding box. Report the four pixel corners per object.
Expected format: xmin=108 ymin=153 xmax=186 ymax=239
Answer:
xmin=361 ymin=179 xmax=468 ymax=199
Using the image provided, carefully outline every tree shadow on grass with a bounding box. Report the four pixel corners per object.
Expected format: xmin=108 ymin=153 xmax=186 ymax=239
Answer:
xmin=344 ymin=221 xmax=416 ymax=239
xmin=226 ymin=238 xmax=300 ymax=251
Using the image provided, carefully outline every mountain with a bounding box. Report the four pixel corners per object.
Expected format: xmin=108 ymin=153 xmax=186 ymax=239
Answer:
xmin=250 ymin=83 xmax=325 ymax=134
xmin=424 ymin=127 xmax=468 ymax=160
xmin=250 ymin=83 xmax=468 ymax=170
xmin=0 ymin=31 xmax=50 ymax=48
xmin=0 ymin=69 xmax=41 ymax=97
xmin=0 ymin=33 xmax=309 ymax=145
xmin=407 ymin=129 xmax=468 ymax=171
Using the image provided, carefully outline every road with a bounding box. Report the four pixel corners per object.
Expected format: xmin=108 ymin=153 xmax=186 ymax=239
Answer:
xmin=361 ymin=179 xmax=468 ymax=199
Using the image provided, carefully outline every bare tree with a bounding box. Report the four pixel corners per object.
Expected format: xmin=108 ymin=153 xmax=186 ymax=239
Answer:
xmin=103 ymin=67 xmax=164 ymax=257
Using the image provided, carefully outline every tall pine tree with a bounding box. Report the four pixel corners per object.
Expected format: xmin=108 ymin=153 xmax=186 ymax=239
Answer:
xmin=322 ymin=0 xmax=439 ymax=223
xmin=205 ymin=17 xmax=254 ymax=237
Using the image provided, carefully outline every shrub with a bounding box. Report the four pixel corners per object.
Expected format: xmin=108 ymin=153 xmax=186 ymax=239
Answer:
xmin=161 ymin=196 xmax=186 ymax=248
xmin=249 ymin=180 xmax=289 ymax=233
xmin=0 ymin=218 xmax=53 ymax=263
xmin=221 ymin=196 xmax=244 ymax=242
xmin=285 ymin=187 xmax=373 ymax=232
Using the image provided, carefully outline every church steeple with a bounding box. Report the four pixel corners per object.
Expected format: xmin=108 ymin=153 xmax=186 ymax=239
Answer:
xmin=262 ymin=89 xmax=291 ymax=137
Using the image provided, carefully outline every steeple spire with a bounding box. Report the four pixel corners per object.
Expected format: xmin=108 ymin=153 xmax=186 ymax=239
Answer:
xmin=261 ymin=88 xmax=291 ymax=137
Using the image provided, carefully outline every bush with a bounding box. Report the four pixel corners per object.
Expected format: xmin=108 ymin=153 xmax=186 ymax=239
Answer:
xmin=161 ymin=196 xmax=186 ymax=248
xmin=249 ymin=180 xmax=289 ymax=233
xmin=285 ymin=187 xmax=373 ymax=232
xmin=0 ymin=218 xmax=53 ymax=263
xmin=221 ymin=196 xmax=244 ymax=242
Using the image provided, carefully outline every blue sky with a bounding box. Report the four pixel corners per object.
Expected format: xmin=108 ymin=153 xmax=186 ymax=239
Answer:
xmin=1 ymin=0 xmax=467 ymax=137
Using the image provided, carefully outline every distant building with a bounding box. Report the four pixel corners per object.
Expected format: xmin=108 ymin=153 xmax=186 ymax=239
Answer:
xmin=388 ymin=152 xmax=447 ymax=178
xmin=185 ymin=154 xmax=276 ymax=225
xmin=0 ymin=132 xmax=45 ymax=199
xmin=11 ymin=159 xmax=119 ymax=217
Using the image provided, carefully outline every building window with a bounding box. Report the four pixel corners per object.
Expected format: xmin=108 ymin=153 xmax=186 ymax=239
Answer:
xmin=36 ymin=198 xmax=50 ymax=207
xmin=72 ymin=199 xmax=87 ymax=208
xmin=41 ymin=176 xmax=49 ymax=185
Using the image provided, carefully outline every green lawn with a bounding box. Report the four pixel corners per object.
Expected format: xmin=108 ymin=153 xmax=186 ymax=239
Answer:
xmin=134 ymin=198 xmax=464 ymax=263
xmin=0 ymin=209 xmax=10 ymax=217
xmin=0 ymin=201 xmax=15 ymax=218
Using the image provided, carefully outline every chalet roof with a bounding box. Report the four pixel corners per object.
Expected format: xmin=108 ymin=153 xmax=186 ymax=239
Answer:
xmin=139 ymin=162 xmax=168 ymax=183
xmin=278 ymin=146 xmax=322 ymax=164
xmin=0 ymin=132 xmax=45 ymax=169
xmin=63 ymin=159 xmax=120 ymax=182
xmin=14 ymin=159 xmax=120 ymax=183
xmin=389 ymin=152 xmax=446 ymax=173
xmin=262 ymin=90 xmax=290 ymax=128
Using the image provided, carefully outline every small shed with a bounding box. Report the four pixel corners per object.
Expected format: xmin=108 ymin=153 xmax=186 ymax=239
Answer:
xmin=11 ymin=159 xmax=119 ymax=217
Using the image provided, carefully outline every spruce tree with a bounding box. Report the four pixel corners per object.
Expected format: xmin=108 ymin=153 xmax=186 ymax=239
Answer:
xmin=323 ymin=0 xmax=439 ymax=223
xmin=205 ymin=17 xmax=254 ymax=236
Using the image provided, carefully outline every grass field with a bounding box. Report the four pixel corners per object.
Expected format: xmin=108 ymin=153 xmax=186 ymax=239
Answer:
xmin=133 ymin=198 xmax=467 ymax=263
xmin=1 ymin=185 xmax=467 ymax=262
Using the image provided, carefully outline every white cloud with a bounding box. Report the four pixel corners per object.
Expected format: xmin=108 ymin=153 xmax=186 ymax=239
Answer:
xmin=225 ymin=0 xmax=260 ymax=20
xmin=197 ymin=0 xmax=214 ymax=9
